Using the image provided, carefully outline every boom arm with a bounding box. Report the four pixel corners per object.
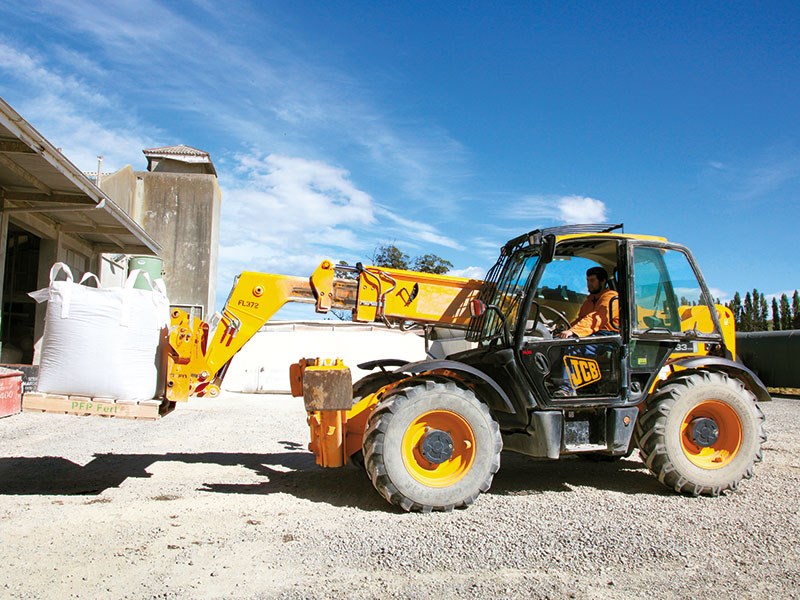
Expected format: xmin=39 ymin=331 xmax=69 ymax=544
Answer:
xmin=166 ymin=260 xmax=482 ymax=401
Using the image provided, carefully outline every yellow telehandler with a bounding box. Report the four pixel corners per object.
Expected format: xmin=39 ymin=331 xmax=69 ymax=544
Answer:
xmin=166 ymin=224 xmax=769 ymax=512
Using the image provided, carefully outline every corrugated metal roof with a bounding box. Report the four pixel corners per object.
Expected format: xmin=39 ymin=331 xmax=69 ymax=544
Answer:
xmin=0 ymin=96 xmax=160 ymax=255
xmin=143 ymin=144 xmax=209 ymax=157
xmin=142 ymin=144 xmax=217 ymax=176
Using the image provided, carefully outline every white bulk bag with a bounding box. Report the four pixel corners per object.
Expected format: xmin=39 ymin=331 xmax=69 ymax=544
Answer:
xmin=29 ymin=263 xmax=170 ymax=400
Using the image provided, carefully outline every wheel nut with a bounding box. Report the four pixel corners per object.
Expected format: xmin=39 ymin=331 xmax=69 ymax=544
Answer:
xmin=690 ymin=417 xmax=719 ymax=447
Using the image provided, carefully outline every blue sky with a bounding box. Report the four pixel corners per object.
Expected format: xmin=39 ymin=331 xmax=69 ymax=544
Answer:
xmin=1 ymin=1 xmax=798 ymax=313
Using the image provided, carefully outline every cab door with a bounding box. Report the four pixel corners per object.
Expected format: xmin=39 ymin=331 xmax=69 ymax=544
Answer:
xmin=626 ymin=243 xmax=725 ymax=401
xmin=516 ymin=241 xmax=628 ymax=407
xmin=520 ymin=333 xmax=627 ymax=406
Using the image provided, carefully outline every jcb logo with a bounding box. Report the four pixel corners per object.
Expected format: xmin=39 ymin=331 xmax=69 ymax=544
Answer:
xmin=563 ymin=355 xmax=602 ymax=389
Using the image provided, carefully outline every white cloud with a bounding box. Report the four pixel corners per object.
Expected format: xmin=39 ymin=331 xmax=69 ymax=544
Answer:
xmin=1 ymin=2 xmax=470 ymax=211
xmin=0 ymin=41 xmax=157 ymax=171
xmin=0 ymin=27 xmax=468 ymax=310
xmin=0 ymin=42 xmax=107 ymax=107
xmin=507 ymin=194 xmax=608 ymax=224
xmin=738 ymin=155 xmax=800 ymax=202
xmin=218 ymin=153 xmax=376 ymax=278
xmin=229 ymin=154 xmax=375 ymax=227
xmin=0 ymin=5 xmax=523 ymax=310
xmin=449 ymin=266 xmax=486 ymax=280
xmin=376 ymin=207 xmax=465 ymax=250
xmin=700 ymin=149 xmax=800 ymax=204
xmin=557 ymin=196 xmax=608 ymax=223
xmin=764 ymin=290 xmax=799 ymax=302
xmin=472 ymin=238 xmax=503 ymax=251
xmin=708 ymin=287 xmax=730 ymax=303
xmin=214 ymin=153 xmax=467 ymax=308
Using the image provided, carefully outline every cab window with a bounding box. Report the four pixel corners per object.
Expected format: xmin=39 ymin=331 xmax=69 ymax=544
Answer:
xmin=534 ymin=255 xmax=600 ymax=325
xmin=633 ymin=246 xmax=716 ymax=334
xmin=480 ymin=248 xmax=540 ymax=342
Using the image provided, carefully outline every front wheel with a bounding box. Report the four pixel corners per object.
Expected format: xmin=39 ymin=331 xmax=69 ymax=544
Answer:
xmin=349 ymin=370 xmax=408 ymax=469
xmin=635 ymin=370 xmax=766 ymax=496
xmin=363 ymin=381 xmax=502 ymax=512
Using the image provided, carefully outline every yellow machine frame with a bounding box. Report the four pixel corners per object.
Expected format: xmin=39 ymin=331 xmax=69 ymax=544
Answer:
xmin=166 ymin=260 xmax=482 ymax=400
xmin=166 ymin=260 xmax=482 ymax=468
xmin=166 ymin=233 xmax=739 ymax=470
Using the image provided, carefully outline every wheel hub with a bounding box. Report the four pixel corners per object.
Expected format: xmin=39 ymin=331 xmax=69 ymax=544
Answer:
xmin=690 ymin=417 xmax=720 ymax=447
xmin=420 ymin=429 xmax=454 ymax=464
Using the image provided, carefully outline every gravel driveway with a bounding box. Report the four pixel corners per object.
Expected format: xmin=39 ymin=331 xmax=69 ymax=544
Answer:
xmin=1 ymin=393 xmax=798 ymax=599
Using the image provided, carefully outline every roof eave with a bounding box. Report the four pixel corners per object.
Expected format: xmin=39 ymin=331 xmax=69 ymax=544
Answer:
xmin=0 ymin=97 xmax=161 ymax=255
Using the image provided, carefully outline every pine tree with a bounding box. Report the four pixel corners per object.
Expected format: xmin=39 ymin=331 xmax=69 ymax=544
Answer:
xmin=751 ymin=289 xmax=761 ymax=330
xmin=728 ymin=292 xmax=742 ymax=326
xmin=772 ymin=297 xmax=781 ymax=331
xmin=742 ymin=292 xmax=753 ymax=332
xmin=759 ymin=295 xmax=769 ymax=331
xmin=793 ymin=291 xmax=800 ymax=330
xmin=780 ymin=293 xmax=791 ymax=331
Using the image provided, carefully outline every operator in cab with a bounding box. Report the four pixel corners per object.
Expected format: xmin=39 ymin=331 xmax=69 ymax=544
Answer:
xmin=556 ymin=267 xmax=619 ymax=338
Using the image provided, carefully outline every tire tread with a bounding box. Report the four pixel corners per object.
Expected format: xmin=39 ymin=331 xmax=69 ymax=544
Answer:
xmin=363 ymin=381 xmax=501 ymax=512
xmin=635 ymin=370 xmax=766 ymax=497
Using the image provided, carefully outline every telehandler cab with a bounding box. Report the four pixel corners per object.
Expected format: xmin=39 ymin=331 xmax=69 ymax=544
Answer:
xmin=166 ymin=224 xmax=768 ymax=512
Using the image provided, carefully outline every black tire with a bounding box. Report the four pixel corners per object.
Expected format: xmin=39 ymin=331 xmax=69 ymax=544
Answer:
xmin=362 ymin=380 xmax=502 ymax=512
xmin=353 ymin=371 xmax=407 ymax=402
xmin=635 ymin=370 xmax=766 ymax=496
xmin=349 ymin=371 xmax=408 ymax=469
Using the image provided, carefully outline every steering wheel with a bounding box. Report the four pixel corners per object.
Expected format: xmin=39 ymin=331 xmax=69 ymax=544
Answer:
xmin=526 ymin=302 xmax=571 ymax=337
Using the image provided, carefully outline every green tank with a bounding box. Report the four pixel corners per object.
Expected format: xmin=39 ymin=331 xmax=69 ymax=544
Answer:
xmin=128 ymin=255 xmax=164 ymax=290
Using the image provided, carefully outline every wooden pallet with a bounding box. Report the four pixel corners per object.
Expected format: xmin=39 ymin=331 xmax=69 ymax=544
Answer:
xmin=768 ymin=387 xmax=800 ymax=397
xmin=22 ymin=392 xmax=175 ymax=421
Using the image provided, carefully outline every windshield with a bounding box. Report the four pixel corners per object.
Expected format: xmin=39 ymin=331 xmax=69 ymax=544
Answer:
xmin=476 ymin=247 xmax=540 ymax=342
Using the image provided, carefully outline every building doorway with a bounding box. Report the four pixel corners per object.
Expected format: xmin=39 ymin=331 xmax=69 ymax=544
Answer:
xmin=2 ymin=223 xmax=41 ymax=364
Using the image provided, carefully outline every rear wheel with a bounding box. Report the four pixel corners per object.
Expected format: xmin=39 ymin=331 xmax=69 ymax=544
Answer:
xmin=363 ymin=381 xmax=501 ymax=512
xmin=635 ymin=370 xmax=766 ymax=496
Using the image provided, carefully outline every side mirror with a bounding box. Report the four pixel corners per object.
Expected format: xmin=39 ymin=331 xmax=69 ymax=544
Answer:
xmin=608 ymin=295 xmax=620 ymax=331
xmin=469 ymin=298 xmax=486 ymax=317
xmin=541 ymin=234 xmax=557 ymax=263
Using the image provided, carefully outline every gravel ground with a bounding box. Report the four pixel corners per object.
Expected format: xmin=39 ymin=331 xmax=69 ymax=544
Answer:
xmin=0 ymin=392 xmax=798 ymax=599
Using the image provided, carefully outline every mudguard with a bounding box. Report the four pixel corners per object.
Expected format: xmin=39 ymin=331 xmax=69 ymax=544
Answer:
xmin=387 ymin=358 xmax=516 ymax=413
xmin=356 ymin=358 xmax=409 ymax=372
xmin=669 ymin=356 xmax=772 ymax=402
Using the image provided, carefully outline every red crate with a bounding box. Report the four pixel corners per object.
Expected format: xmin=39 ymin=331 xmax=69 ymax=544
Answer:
xmin=0 ymin=367 xmax=23 ymax=418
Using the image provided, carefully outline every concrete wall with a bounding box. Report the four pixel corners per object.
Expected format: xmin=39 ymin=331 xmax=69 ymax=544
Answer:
xmin=133 ymin=171 xmax=220 ymax=315
xmin=96 ymin=166 xmax=138 ymax=288
xmin=99 ymin=166 xmax=136 ymax=217
xmin=222 ymin=322 xmax=428 ymax=393
xmin=98 ymin=165 xmax=221 ymax=317
xmin=149 ymin=158 xmax=210 ymax=175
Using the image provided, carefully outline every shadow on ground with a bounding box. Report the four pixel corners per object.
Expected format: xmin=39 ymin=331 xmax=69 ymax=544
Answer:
xmin=0 ymin=446 xmax=665 ymax=508
xmin=491 ymin=451 xmax=667 ymax=496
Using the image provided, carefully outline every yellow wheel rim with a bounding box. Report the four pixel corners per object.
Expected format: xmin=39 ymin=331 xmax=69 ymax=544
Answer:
xmin=401 ymin=410 xmax=476 ymax=487
xmin=680 ymin=400 xmax=743 ymax=469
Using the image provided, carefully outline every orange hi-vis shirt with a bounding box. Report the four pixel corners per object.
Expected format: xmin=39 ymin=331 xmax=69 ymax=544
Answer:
xmin=570 ymin=289 xmax=619 ymax=337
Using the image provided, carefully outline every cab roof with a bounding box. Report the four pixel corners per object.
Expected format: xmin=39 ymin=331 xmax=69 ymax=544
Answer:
xmin=502 ymin=223 xmax=667 ymax=255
